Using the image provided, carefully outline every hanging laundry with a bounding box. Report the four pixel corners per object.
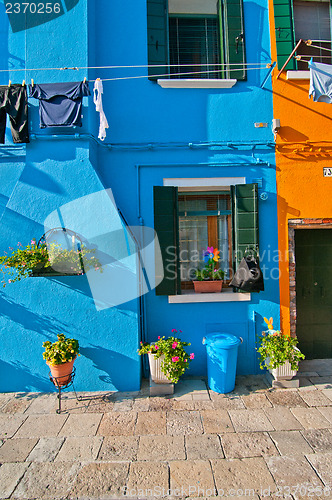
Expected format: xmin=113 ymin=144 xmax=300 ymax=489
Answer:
xmin=309 ymin=60 xmax=332 ymax=103
xmin=29 ymin=81 xmax=90 ymax=128
xmin=93 ymin=79 xmax=109 ymax=141
xmin=0 ymin=84 xmax=29 ymax=144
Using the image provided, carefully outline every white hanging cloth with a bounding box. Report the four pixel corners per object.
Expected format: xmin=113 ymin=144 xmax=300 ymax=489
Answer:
xmin=93 ymin=78 xmax=109 ymax=141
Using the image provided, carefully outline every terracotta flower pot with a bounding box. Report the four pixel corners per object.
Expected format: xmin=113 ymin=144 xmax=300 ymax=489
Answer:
xmin=193 ymin=280 xmax=223 ymax=293
xmin=47 ymin=357 xmax=76 ymax=387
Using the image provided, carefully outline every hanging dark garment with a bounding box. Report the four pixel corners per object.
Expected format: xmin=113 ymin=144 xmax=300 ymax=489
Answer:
xmin=229 ymin=254 xmax=264 ymax=292
xmin=0 ymin=84 xmax=29 ymax=144
xmin=29 ymin=81 xmax=90 ymax=128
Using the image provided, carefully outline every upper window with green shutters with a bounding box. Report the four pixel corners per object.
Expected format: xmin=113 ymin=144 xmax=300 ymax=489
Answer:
xmin=147 ymin=0 xmax=246 ymax=81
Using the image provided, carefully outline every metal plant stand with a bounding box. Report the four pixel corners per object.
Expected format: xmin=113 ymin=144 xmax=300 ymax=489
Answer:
xmin=49 ymin=366 xmax=83 ymax=413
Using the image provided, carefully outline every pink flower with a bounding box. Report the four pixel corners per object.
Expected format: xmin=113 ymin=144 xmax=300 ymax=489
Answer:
xmin=158 ymin=336 xmax=161 ymax=339
xmin=8 ymin=279 xmax=12 ymax=283
xmin=172 ymin=356 xmax=179 ymax=362
xmin=31 ymin=240 xmax=36 ymax=245
xmin=172 ymin=342 xmax=178 ymax=349
xmin=171 ymin=329 xmax=177 ymax=332
xmin=184 ymin=359 xmax=187 ymax=362
xmin=155 ymin=345 xmax=159 ymax=350
xmin=190 ymin=353 xmax=195 ymax=360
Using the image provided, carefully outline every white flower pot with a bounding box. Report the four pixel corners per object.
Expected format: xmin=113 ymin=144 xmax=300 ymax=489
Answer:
xmin=148 ymin=353 xmax=172 ymax=384
xmin=266 ymin=358 xmax=297 ymax=381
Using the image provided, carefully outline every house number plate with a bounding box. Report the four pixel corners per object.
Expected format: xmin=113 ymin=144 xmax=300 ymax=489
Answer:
xmin=323 ymin=168 xmax=332 ymax=177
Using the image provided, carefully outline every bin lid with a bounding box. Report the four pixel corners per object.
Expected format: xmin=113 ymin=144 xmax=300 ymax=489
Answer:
xmin=203 ymin=332 xmax=241 ymax=350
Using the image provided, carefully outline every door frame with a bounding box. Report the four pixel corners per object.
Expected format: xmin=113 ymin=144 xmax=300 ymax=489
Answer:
xmin=288 ymin=218 xmax=332 ymax=337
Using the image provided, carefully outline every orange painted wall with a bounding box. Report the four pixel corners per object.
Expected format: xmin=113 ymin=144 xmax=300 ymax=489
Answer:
xmin=269 ymin=0 xmax=332 ymax=334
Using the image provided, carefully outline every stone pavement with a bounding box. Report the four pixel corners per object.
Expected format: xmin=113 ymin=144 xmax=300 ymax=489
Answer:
xmin=0 ymin=360 xmax=332 ymax=499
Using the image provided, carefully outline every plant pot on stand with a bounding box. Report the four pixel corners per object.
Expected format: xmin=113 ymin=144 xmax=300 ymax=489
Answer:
xmin=148 ymin=353 xmax=172 ymax=384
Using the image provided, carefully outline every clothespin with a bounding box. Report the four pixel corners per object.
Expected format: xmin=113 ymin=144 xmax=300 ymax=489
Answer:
xmin=8 ymin=80 xmax=11 ymax=87
xmin=96 ymin=78 xmax=101 ymax=81
xmin=83 ymin=77 xmax=86 ymax=83
xmin=22 ymin=80 xmax=25 ymax=86
xmin=31 ymin=79 xmax=34 ymax=87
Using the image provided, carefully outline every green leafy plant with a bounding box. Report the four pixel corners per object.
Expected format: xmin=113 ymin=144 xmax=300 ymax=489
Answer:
xmin=42 ymin=334 xmax=80 ymax=366
xmin=195 ymin=246 xmax=225 ymax=281
xmin=138 ymin=329 xmax=194 ymax=384
xmin=256 ymin=330 xmax=305 ymax=371
xmin=0 ymin=239 xmax=102 ymax=286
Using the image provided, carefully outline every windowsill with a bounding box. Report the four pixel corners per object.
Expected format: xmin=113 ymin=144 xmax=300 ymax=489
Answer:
xmin=157 ymin=79 xmax=237 ymax=89
xmin=168 ymin=289 xmax=251 ymax=303
xmin=286 ymin=71 xmax=310 ymax=80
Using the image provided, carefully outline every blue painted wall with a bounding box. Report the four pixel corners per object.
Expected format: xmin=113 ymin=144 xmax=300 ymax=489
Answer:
xmin=0 ymin=0 xmax=279 ymax=392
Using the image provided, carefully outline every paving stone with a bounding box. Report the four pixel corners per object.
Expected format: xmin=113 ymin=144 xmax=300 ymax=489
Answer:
xmin=98 ymin=436 xmax=139 ymax=461
xmin=113 ymin=399 xmax=134 ymax=411
xmin=138 ymin=435 xmax=186 ymax=461
xmin=135 ymin=411 xmax=166 ymax=435
xmin=174 ymin=379 xmax=208 ymax=397
xmin=58 ymin=413 xmax=102 ymax=437
xmin=85 ymin=395 xmax=114 ymax=413
xmin=0 ymin=393 xmax=14 ymax=410
xmin=221 ymin=432 xmax=278 ymax=458
xmin=301 ymin=429 xmax=332 ymax=453
xmin=55 ymin=436 xmax=103 ymax=461
xmin=212 ymin=395 xmax=246 ymax=410
xmin=317 ymin=406 xmax=332 ymax=424
xmin=167 ymin=410 xmax=203 ymax=435
xmin=24 ymin=394 xmax=58 ymax=414
xmin=264 ymin=455 xmax=324 ymax=496
xmin=185 ymin=434 xmax=224 ymax=460
xmin=97 ymin=412 xmax=137 ymax=436
xmin=242 ymin=393 xmax=273 ymax=409
xmin=55 ymin=395 xmax=90 ymax=413
xmin=299 ymin=391 xmax=332 ymax=407
xmin=290 ymin=408 xmax=331 ymax=429
xmin=297 ymin=377 xmax=316 ymax=391
xmin=266 ymin=391 xmax=307 ymax=407
xmin=148 ymin=397 xmax=173 ymax=411
xmin=26 ymin=437 xmax=65 ymax=462
xmin=0 ymin=438 xmax=38 ymax=462
xmin=263 ymin=407 xmax=303 ymax=431
xmin=322 ymin=389 xmax=332 ymax=402
xmin=0 ymin=462 xmax=30 ymax=498
xmin=69 ymin=462 xmax=128 ymax=499
xmin=193 ymin=401 xmax=215 ymax=410
xmin=1 ymin=395 xmax=32 ymax=413
xmin=14 ymin=414 xmax=68 ymax=438
xmin=126 ymin=462 xmax=168 ymax=497
xmin=235 ymin=375 xmax=270 ymax=392
xmin=14 ymin=462 xmax=81 ymax=499
xmin=228 ymin=409 xmax=274 ymax=433
xmin=309 ymin=377 xmax=332 ymax=390
xmin=269 ymin=430 xmax=313 ymax=455
xmin=200 ymin=409 xmax=234 ymax=433
xmin=170 ymin=460 xmax=215 ymax=497
xmin=0 ymin=414 xmax=27 ymax=438
xmin=132 ymin=398 xmax=150 ymax=412
xmin=211 ymin=457 xmax=276 ymax=495
xmin=306 ymin=452 xmax=332 ymax=488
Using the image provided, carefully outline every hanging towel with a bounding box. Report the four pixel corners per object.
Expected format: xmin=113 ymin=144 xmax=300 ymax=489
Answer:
xmin=93 ymin=79 xmax=109 ymax=141
xmin=309 ymin=61 xmax=332 ymax=103
xmin=0 ymin=84 xmax=29 ymax=143
xmin=29 ymin=81 xmax=90 ymax=128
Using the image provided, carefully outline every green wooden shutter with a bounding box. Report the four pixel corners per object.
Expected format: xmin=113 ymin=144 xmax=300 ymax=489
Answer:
xmin=147 ymin=0 xmax=168 ymax=80
xmin=222 ymin=0 xmax=247 ymax=80
xmin=231 ymin=183 xmax=259 ymax=269
xmin=153 ymin=186 xmax=180 ymax=296
xmin=273 ymin=0 xmax=296 ymax=70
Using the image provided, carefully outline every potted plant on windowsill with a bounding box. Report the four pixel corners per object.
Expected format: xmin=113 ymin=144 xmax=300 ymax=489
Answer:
xmin=42 ymin=334 xmax=80 ymax=387
xmin=0 ymin=239 xmax=102 ymax=286
xmin=256 ymin=317 xmax=305 ymax=381
xmin=193 ymin=246 xmax=225 ymax=293
xmin=138 ymin=329 xmax=195 ymax=384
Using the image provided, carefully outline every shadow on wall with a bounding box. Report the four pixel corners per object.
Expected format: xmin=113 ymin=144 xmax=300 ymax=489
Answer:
xmin=0 ymin=359 xmax=51 ymax=392
xmin=81 ymin=345 xmax=139 ymax=391
xmin=0 ymin=292 xmax=65 ymax=338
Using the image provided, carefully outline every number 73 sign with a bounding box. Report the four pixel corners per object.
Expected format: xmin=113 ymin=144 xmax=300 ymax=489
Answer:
xmin=323 ymin=168 xmax=332 ymax=177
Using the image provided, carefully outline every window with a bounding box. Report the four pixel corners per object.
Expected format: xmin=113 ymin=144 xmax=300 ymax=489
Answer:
xmin=153 ymin=182 xmax=259 ymax=296
xmin=273 ymin=0 xmax=332 ymax=70
xmin=178 ymin=193 xmax=232 ymax=289
xmin=147 ymin=0 xmax=246 ymax=81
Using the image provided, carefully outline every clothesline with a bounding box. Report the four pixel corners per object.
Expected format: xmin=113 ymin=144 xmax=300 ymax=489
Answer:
xmin=0 ymin=62 xmax=269 ymax=73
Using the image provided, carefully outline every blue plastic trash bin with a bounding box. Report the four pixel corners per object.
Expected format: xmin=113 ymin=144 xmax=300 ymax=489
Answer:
xmin=203 ymin=333 xmax=242 ymax=394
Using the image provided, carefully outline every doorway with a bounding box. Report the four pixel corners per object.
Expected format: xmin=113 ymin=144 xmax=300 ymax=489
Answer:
xmin=294 ymin=228 xmax=332 ymax=359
